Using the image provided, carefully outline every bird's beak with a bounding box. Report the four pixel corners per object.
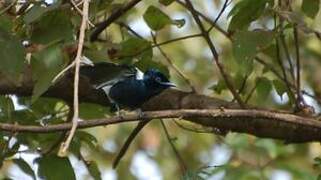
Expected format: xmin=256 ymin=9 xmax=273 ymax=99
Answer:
xmin=160 ymin=82 xmax=176 ymax=87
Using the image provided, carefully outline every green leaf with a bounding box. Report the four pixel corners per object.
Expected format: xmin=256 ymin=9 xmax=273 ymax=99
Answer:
xmin=143 ymin=6 xmax=184 ymax=30
xmin=159 ymin=0 xmax=175 ymax=6
xmin=84 ymin=48 xmax=110 ymax=62
xmin=120 ymin=37 xmax=151 ymax=57
xmin=121 ymin=37 xmax=167 ymax=76
xmin=256 ymin=77 xmax=272 ymax=99
xmin=0 ymin=96 xmax=14 ymax=122
xmin=76 ymin=131 xmax=98 ymax=149
xmin=210 ymin=80 xmax=226 ymax=94
xmin=0 ymin=28 xmax=25 ymax=79
xmin=37 ymin=155 xmax=76 ymax=180
xmin=30 ymin=10 xmax=73 ymax=44
xmin=23 ymin=0 xmax=61 ymax=24
xmin=23 ymin=5 xmax=48 ymax=24
xmin=302 ymin=0 xmax=320 ymax=18
xmin=31 ymin=43 xmax=66 ymax=102
xmin=143 ymin=6 xmax=171 ymax=30
xmin=87 ymin=161 xmax=102 ymax=180
xmin=314 ymin=157 xmax=321 ymax=168
xmin=23 ymin=2 xmax=62 ymax=24
xmin=13 ymin=158 xmax=36 ymax=180
xmin=228 ymin=0 xmax=269 ymax=31
xmin=0 ymin=15 xmax=13 ymax=32
xmin=273 ymin=80 xmax=287 ymax=99
xmin=79 ymin=103 xmax=111 ymax=119
xmin=134 ymin=58 xmax=169 ymax=78
xmin=233 ymin=30 xmax=274 ymax=75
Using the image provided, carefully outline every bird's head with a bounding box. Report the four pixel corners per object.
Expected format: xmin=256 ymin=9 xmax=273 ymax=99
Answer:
xmin=143 ymin=69 xmax=175 ymax=93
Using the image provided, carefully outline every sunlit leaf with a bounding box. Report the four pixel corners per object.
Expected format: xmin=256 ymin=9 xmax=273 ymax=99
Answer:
xmin=228 ymin=0 xmax=270 ymax=31
xmin=233 ymin=30 xmax=274 ymax=75
xmin=143 ymin=6 xmax=184 ymax=30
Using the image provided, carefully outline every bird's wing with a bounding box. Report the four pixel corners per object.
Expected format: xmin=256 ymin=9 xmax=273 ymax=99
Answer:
xmin=80 ymin=62 xmax=137 ymax=89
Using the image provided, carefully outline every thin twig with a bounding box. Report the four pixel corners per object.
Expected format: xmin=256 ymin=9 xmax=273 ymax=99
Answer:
xmin=152 ymin=33 xmax=202 ymax=48
xmin=151 ymin=32 xmax=196 ymax=93
xmin=59 ymin=0 xmax=90 ymax=156
xmin=255 ymin=57 xmax=321 ymax=106
xmin=70 ymin=0 xmax=95 ymax=27
xmin=245 ymin=83 xmax=258 ymax=103
xmin=293 ymin=26 xmax=302 ymax=107
xmin=279 ymin=30 xmax=295 ymax=80
xmin=0 ymin=0 xmax=16 ymax=15
xmin=208 ymin=0 xmax=230 ymax=33
xmin=112 ymin=120 xmax=151 ymax=168
xmin=175 ymin=0 xmax=230 ymax=38
xmin=42 ymin=106 xmax=73 ymax=154
xmin=90 ymin=0 xmax=142 ymax=41
xmin=173 ymin=120 xmax=214 ymax=134
xmin=274 ymin=15 xmax=296 ymax=105
xmin=52 ymin=61 xmax=75 ymax=83
xmin=160 ymin=120 xmax=187 ymax=174
xmin=112 ymin=33 xmax=203 ymax=60
xmin=184 ymin=0 xmax=246 ymax=108
xmin=232 ymin=74 xmax=250 ymax=102
xmin=118 ymin=22 xmax=143 ymax=39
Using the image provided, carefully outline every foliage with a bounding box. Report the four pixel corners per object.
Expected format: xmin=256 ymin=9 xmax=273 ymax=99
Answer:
xmin=0 ymin=0 xmax=321 ymax=179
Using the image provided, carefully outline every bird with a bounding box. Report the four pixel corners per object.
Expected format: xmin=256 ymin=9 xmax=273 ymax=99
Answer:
xmin=80 ymin=62 xmax=175 ymax=114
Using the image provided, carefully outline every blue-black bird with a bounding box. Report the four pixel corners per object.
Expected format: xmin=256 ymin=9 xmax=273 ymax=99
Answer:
xmin=80 ymin=62 xmax=175 ymax=112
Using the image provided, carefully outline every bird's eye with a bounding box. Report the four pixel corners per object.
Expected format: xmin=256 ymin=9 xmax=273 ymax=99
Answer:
xmin=155 ymin=77 xmax=161 ymax=82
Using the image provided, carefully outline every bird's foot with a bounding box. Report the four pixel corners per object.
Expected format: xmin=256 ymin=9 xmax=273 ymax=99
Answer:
xmin=134 ymin=108 xmax=145 ymax=119
xmin=116 ymin=110 xmax=126 ymax=119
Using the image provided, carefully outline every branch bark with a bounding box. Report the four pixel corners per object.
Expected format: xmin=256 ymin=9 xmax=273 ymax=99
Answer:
xmin=0 ymin=109 xmax=320 ymax=143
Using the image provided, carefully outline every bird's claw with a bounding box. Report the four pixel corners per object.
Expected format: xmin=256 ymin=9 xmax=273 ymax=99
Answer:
xmin=116 ymin=110 xmax=125 ymax=119
xmin=135 ymin=108 xmax=145 ymax=119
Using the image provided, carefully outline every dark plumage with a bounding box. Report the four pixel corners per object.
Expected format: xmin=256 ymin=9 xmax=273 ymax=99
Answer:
xmin=80 ymin=62 xmax=174 ymax=111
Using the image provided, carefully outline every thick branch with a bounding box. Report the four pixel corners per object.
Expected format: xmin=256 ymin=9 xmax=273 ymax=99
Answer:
xmin=0 ymin=109 xmax=321 ymax=143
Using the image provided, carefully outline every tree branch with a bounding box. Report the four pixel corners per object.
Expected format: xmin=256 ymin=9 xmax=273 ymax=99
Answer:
xmin=0 ymin=109 xmax=321 ymax=143
xmin=112 ymin=120 xmax=150 ymax=169
xmin=59 ymin=0 xmax=90 ymax=155
xmin=184 ymin=0 xmax=246 ymax=108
